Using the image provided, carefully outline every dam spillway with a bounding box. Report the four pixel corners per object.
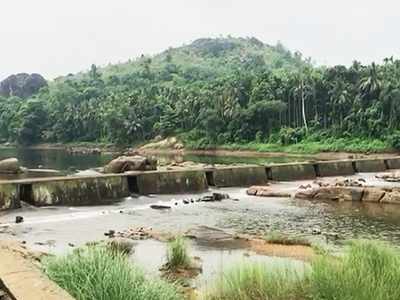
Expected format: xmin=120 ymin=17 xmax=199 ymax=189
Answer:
xmin=1 ymin=157 xmax=399 ymax=210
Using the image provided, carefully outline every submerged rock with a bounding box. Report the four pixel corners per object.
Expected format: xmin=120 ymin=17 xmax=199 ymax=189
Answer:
xmin=150 ymin=204 xmax=171 ymax=210
xmin=103 ymin=155 xmax=157 ymax=173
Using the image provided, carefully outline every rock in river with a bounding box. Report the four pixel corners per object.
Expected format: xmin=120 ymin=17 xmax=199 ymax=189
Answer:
xmin=103 ymin=155 xmax=157 ymax=173
xmin=0 ymin=158 xmax=22 ymax=174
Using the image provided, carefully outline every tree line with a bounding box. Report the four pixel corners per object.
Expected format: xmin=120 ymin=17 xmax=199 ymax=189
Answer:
xmin=0 ymin=37 xmax=399 ymax=149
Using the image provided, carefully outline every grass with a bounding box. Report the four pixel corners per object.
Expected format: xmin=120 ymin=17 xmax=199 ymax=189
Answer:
xmin=264 ymin=231 xmax=312 ymax=246
xmin=310 ymin=240 xmax=400 ymax=300
xmin=205 ymin=240 xmax=400 ymax=300
xmin=166 ymin=236 xmax=192 ymax=270
xmin=183 ymin=136 xmax=391 ymax=154
xmin=205 ymin=262 xmax=308 ymax=300
xmin=43 ymin=246 xmax=182 ymax=300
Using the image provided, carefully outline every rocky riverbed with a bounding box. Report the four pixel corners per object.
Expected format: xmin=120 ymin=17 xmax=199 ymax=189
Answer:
xmin=2 ymin=171 xmax=400 ymax=289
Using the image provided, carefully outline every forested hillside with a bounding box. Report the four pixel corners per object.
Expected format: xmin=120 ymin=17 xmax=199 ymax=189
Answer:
xmin=1 ymin=37 xmax=399 ymax=151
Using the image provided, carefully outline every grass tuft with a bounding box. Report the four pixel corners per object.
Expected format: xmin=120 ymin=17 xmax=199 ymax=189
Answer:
xmin=310 ymin=240 xmax=400 ymax=300
xmin=43 ymin=246 xmax=182 ymax=300
xmin=264 ymin=231 xmax=311 ymax=246
xmin=205 ymin=262 xmax=308 ymax=300
xmin=206 ymin=240 xmax=400 ymax=300
xmin=166 ymin=236 xmax=192 ymax=270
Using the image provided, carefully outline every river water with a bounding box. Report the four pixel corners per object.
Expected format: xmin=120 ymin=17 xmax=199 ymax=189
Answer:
xmin=1 ymin=147 xmax=400 ymax=289
xmin=0 ymin=147 xmax=311 ymax=173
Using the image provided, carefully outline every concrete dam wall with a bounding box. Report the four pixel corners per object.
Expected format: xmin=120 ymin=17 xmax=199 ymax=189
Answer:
xmin=1 ymin=157 xmax=399 ymax=211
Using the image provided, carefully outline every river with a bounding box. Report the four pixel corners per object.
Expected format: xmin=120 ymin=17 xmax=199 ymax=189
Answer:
xmin=0 ymin=147 xmax=312 ymax=172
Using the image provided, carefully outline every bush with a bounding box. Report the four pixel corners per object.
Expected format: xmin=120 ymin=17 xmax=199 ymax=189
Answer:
xmin=43 ymin=246 xmax=182 ymax=300
xmin=278 ymin=127 xmax=306 ymax=145
xmin=387 ymin=131 xmax=400 ymax=150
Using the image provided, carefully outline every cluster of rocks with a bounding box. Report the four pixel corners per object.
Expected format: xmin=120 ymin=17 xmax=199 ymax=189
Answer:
xmin=376 ymin=172 xmax=400 ymax=182
xmin=150 ymin=193 xmax=232 ymax=210
xmin=102 ymin=155 xmax=157 ymax=173
xmin=295 ymin=178 xmax=400 ymax=204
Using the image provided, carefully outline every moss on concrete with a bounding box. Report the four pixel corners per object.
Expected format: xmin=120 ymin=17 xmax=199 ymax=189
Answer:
xmin=316 ymin=160 xmax=355 ymax=177
xmin=31 ymin=176 xmax=129 ymax=206
xmin=213 ymin=166 xmax=267 ymax=187
xmin=137 ymin=170 xmax=208 ymax=194
xmin=267 ymin=163 xmax=316 ymax=181
xmin=354 ymin=159 xmax=387 ymax=173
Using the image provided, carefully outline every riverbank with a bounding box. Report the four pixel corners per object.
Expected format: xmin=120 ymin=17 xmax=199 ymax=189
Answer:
xmin=1 ymin=137 xmax=398 ymax=162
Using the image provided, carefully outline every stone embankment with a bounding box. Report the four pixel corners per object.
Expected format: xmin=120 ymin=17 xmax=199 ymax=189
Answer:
xmin=0 ymin=241 xmax=74 ymax=300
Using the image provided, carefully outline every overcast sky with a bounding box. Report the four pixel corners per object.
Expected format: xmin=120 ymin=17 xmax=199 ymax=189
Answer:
xmin=1 ymin=0 xmax=399 ymax=80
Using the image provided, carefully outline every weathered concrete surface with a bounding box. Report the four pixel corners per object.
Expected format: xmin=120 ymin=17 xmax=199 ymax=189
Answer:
xmin=136 ymin=170 xmax=208 ymax=194
xmin=31 ymin=176 xmax=129 ymax=206
xmin=385 ymin=157 xmax=400 ymax=170
xmin=266 ymin=162 xmax=315 ymax=181
xmin=212 ymin=166 xmax=267 ymax=187
xmin=0 ymin=241 xmax=74 ymax=300
xmin=316 ymin=160 xmax=355 ymax=177
xmin=0 ymin=183 xmax=19 ymax=210
xmin=354 ymin=158 xmax=387 ymax=173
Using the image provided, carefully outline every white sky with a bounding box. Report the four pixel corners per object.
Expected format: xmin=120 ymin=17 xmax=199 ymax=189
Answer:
xmin=1 ymin=0 xmax=399 ymax=80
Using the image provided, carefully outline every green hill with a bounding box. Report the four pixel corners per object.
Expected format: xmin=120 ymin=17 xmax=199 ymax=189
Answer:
xmin=0 ymin=37 xmax=398 ymax=153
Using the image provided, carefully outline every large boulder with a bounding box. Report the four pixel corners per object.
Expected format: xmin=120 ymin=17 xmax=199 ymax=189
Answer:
xmin=103 ymin=155 xmax=157 ymax=173
xmin=295 ymin=185 xmax=363 ymax=201
xmin=247 ymin=185 xmax=291 ymax=197
xmin=0 ymin=158 xmax=22 ymax=174
xmin=0 ymin=73 xmax=47 ymax=98
xmin=313 ymin=187 xmax=363 ymax=202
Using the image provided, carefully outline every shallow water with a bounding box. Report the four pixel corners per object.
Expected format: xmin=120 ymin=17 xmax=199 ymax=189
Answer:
xmin=2 ymin=173 xmax=400 ymax=249
xmin=2 ymin=174 xmax=400 ymax=287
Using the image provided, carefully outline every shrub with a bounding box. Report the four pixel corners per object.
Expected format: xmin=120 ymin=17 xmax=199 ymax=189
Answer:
xmin=387 ymin=131 xmax=400 ymax=150
xmin=43 ymin=246 xmax=182 ymax=300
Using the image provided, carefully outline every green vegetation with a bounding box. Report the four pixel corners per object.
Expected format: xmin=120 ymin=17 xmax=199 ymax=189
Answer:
xmin=43 ymin=246 xmax=182 ymax=300
xmin=264 ymin=231 xmax=311 ymax=246
xmin=206 ymin=240 xmax=400 ymax=300
xmin=311 ymin=240 xmax=400 ymax=300
xmin=166 ymin=236 xmax=192 ymax=270
xmin=206 ymin=262 xmax=308 ymax=300
xmin=0 ymin=37 xmax=399 ymax=152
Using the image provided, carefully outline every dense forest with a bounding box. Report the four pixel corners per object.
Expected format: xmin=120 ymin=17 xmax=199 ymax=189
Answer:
xmin=1 ymin=37 xmax=400 ymax=151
